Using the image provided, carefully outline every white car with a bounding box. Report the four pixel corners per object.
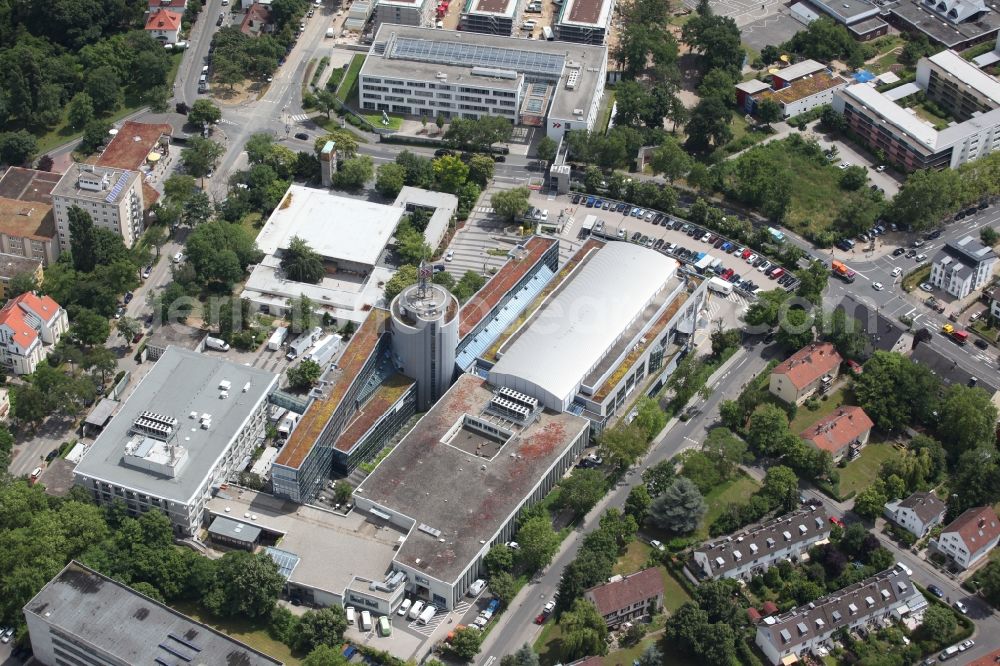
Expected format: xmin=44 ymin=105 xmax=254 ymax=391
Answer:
xmin=876 ymin=165 xmax=886 ymax=173
xmin=757 ymin=261 xmax=771 ymax=272
xmin=891 ymin=267 xmax=902 ymax=277
xmin=839 ymin=162 xmax=850 ymax=170
xmin=959 ymin=640 xmax=975 ymax=651
xmin=920 ymin=282 xmax=933 ymax=292
xmin=445 ymin=250 xmax=454 ymax=262
xmin=872 ymin=282 xmax=884 ymax=291
xmin=507 ymin=541 xmax=520 ymax=550
xmin=397 ymin=599 xmax=412 ymax=616
xmin=649 ymin=539 xmax=665 ymax=551
xmin=915 ymin=253 xmax=927 ymax=262
xmin=954 ymin=600 xmax=969 ymax=614
xmin=895 ymin=561 xmax=913 ymax=576
xmin=746 ymin=253 xmax=757 ymax=264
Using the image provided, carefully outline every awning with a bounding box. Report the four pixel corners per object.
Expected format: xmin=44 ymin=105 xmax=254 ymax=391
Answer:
xmin=780 ymin=654 xmax=800 ymax=665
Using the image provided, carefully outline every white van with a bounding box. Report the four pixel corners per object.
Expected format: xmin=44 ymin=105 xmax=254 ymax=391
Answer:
xmin=408 ymin=600 xmax=424 ymax=620
xmin=467 ymin=579 xmax=486 ymax=597
xmin=360 ymin=610 xmax=373 ymax=631
xmin=173 ymin=251 xmax=184 ymax=263
xmin=201 ymin=65 xmax=209 ymax=75
xmin=542 ymin=25 xmax=553 ymax=40
xmin=939 ymin=645 xmax=960 ymax=661
xmin=417 ymin=605 xmax=436 ymax=625
xmin=397 ymin=599 xmax=412 ymax=616
xmin=345 ymin=606 xmax=356 ymax=625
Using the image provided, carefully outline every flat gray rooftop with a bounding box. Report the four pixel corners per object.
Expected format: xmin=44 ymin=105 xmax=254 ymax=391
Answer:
xmin=356 ymin=373 xmax=589 ymax=584
xmin=51 ymin=164 xmax=140 ymax=205
xmin=362 ymin=25 xmax=607 ymax=122
xmin=806 ymin=0 xmax=880 ymax=22
xmin=74 ymin=347 xmax=277 ymax=503
xmin=887 ymin=0 xmax=1000 ymax=46
xmin=24 ymin=561 xmax=282 ymax=666
xmin=205 ymin=490 xmax=403 ymax=597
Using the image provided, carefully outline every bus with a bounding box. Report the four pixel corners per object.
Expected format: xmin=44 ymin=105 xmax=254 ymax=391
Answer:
xmin=377 ymin=615 xmax=392 ymax=637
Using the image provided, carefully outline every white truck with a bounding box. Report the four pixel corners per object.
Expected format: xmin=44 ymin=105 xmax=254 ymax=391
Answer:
xmin=267 ymin=327 xmax=289 ymax=351
xmin=305 ymin=334 xmax=340 ymax=367
xmin=417 ymin=605 xmax=436 ymax=625
xmin=707 ymin=276 xmax=734 ymax=296
xmin=205 ymin=336 xmax=230 ymax=351
xmin=360 ymin=610 xmax=373 ymax=631
xmin=286 ymin=334 xmax=314 ymax=360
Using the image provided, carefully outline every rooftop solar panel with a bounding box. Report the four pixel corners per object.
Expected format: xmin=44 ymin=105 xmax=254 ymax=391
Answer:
xmin=389 ymin=36 xmax=565 ymax=76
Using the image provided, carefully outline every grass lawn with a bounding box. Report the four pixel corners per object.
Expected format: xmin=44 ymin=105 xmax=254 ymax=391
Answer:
xmin=336 ymin=54 xmax=365 ymax=102
xmin=535 ymin=621 xmax=565 ymax=666
xmin=171 ymin=601 xmax=299 ymax=665
xmin=697 ymin=473 xmax=761 ymax=540
xmin=902 ymin=264 xmax=931 ymax=292
xmin=788 ymin=387 xmax=851 ymax=434
xmin=595 ymin=89 xmax=617 ymax=134
xmin=971 ymin=319 xmax=1000 ymax=343
xmin=836 ymin=438 xmax=904 ymax=498
xmin=361 ymin=112 xmax=403 ymax=130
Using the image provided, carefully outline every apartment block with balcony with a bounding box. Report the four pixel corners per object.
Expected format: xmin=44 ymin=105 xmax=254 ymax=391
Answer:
xmin=929 ymin=234 xmax=997 ymax=298
xmin=51 ymin=165 xmax=144 ymax=252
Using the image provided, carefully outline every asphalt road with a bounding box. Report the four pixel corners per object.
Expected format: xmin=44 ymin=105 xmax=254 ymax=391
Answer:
xmin=477 ymin=346 xmax=776 ymax=662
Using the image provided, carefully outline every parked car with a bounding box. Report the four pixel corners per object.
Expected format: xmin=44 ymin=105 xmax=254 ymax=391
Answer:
xmin=958 ymin=640 xmax=975 ymax=651
xmin=123 ymin=291 xmax=133 ymax=304
xmin=954 ymin=600 xmax=968 ymax=614
xmin=892 ymin=247 xmax=906 ymax=257
xmin=294 ymin=132 xmax=309 ymax=140
xmin=926 ymin=584 xmax=944 ymax=598
xmin=975 ymin=338 xmax=989 ymax=350
xmin=142 ymin=265 xmax=152 ymax=279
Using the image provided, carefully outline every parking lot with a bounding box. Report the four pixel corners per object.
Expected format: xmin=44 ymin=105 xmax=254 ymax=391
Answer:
xmin=563 ymin=194 xmax=799 ymax=296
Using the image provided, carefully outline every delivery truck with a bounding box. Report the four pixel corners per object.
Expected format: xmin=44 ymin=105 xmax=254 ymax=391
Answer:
xmin=286 ymin=334 xmax=314 ymax=360
xmin=707 ymin=276 xmax=734 ymax=295
xmin=267 ymin=327 xmax=289 ymax=351
xmin=305 ymin=334 xmax=340 ymax=366
xmin=360 ymin=610 xmax=372 ymax=631
xmin=831 ymin=260 xmax=856 ymax=283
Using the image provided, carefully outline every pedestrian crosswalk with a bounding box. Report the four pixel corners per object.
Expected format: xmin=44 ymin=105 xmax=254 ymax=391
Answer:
xmin=218 ymin=118 xmax=238 ymax=126
xmin=475 ymin=206 xmax=495 ymax=214
xmin=289 ymin=113 xmax=311 ymax=123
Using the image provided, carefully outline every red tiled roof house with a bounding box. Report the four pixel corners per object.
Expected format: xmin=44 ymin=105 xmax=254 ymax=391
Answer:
xmin=0 ymin=292 xmax=69 ymax=375
xmin=769 ymin=342 xmax=842 ymax=405
xmin=582 ymin=568 xmax=663 ymax=628
xmin=931 ymin=506 xmax=1000 ymax=569
xmin=145 ymin=9 xmax=182 ymax=43
xmin=800 ymin=405 xmax=874 ymax=461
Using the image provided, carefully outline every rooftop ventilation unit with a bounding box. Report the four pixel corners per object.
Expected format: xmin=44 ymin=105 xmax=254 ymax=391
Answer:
xmin=471 ymin=66 xmax=518 ymax=79
xmin=131 ymin=411 xmax=178 ymax=441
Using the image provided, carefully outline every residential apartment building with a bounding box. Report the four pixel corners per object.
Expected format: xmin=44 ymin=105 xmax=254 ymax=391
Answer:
xmin=0 ymin=253 xmax=43 ymax=300
xmin=0 ymin=167 xmax=61 ymax=266
xmin=0 ymin=292 xmax=68 ymax=376
xmin=930 ymin=505 xmax=1000 ymax=569
xmin=884 ymin=491 xmax=947 ymax=538
xmin=460 ymin=0 xmax=516 ymax=35
xmin=373 ymin=0 xmax=427 ymax=31
xmin=834 ymin=295 xmax=914 ymax=359
xmin=769 ymin=342 xmax=842 ymax=405
xmin=929 ymin=234 xmax=997 ymax=298
xmin=990 ymin=285 xmax=1000 ymax=320
xmin=52 ymin=165 xmax=144 ymax=252
xmin=800 ymin=406 xmax=874 ymax=462
xmin=832 ymin=48 xmax=1000 ymax=171
xmin=756 ymin=568 xmax=920 ymax=665
xmin=73 ymin=347 xmax=278 ymax=536
xmin=24 ymin=561 xmax=282 ymax=666
xmin=583 ymin=569 xmax=664 ymax=628
xmin=692 ymin=507 xmax=832 ymax=581
xmin=358 ymin=25 xmax=608 ymax=141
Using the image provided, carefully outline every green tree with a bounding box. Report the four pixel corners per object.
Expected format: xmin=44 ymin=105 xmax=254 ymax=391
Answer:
xmin=762 ymin=465 xmax=799 ymax=512
xmin=85 ymin=66 xmax=121 ymax=113
xmin=839 ymin=165 xmax=868 ymax=191
xmin=450 ymin=626 xmax=484 ymax=660
xmin=188 ymin=99 xmax=222 ymax=127
xmin=293 ymin=607 xmax=348 ymax=654
xmin=281 ymin=235 xmax=325 ymax=284
xmin=742 ymin=288 xmax=790 ymax=329
xmin=559 ymin=599 xmax=608 ymax=660
xmin=315 ymin=89 xmax=339 ymax=119
xmin=68 ymin=205 xmax=97 ymax=273
xmin=484 ymin=543 xmax=514 ymax=575
xmin=853 ymin=480 xmax=888 ymax=519
xmin=375 ymin=163 xmax=407 ymax=198
xmin=182 ymin=191 xmax=213 ymax=226
xmin=978 ymin=560 xmax=1000 ymax=608
xmin=703 ymin=427 xmax=747 ymax=479
xmin=536 ymin=136 xmax=557 ymax=163
xmin=115 ymin=317 xmax=142 ymax=347
xmin=756 ymin=98 xmax=782 ymax=125
xmin=302 ymin=645 xmax=350 ymax=666
xmin=287 ymin=294 xmax=317 ymax=335
xmin=164 ymin=174 xmax=198 ymax=204
xmin=70 ymin=308 xmax=111 ymax=347
xmin=67 ymin=92 xmax=95 ymax=130
xmin=598 ymin=423 xmax=649 ymax=473
xmin=938 ymin=384 xmax=998 ymax=460
xmin=202 ymin=551 xmax=284 ymax=618
xmin=648 ymin=477 xmax=705 ymax=534
xmin=333 ymin=156 xmax=374 ymax=190
xmin=776 ymin=307 xmax=815 ymax=351
xmin=919 ymin=603 xmax=957 ymax=643
xmin=313 ymin=130 xmax=359 ymax=159
xmin=886 ymin=168 xmax=963 ymax=231
xmin=501 ymin=645 xmax=540 ymax=666
xmin=384 ymin=264 xmax=419 ymax=301
xmin=7 ymin=272 xmax=39 ymax=298
xmin=181 ymin=137 xmax=224 ymax=179
xmin=287 ymin=359 xmax=323 ymax=389
xmin=0 ymin=131 xmax=38 ymax=166
xmin=981 ymin=227 xmax=1000 ymax=247
xmin=490 ymin=570 xmax=518 ymax=606
xmin=746 ymin=404 xmax=789 ymax=457
xmin=826 ymin=308 xmax=867 ymax=360
xmin=453 ymin=271 xmax=487 ymax=302
xmin=650 ymin=136 xmax=692 ymax=183
xmin=467 ymin=154 xmax=495 ymax=187
xmin=558 ymin=468 xmax=606 ymax=516
xmin=795 ymin=260 xmax=829 ymax=305
xmin=491 ymin=187 xmax=531 ymax=222
xmin=624 ymin=484 xmax=652 ymax=524
xmin=633 ymin=396 xmax=666 ymax=439
xmin=433 ymin=155 xmax=470 ymax=194
xmin=515 ymin=515 xmax=560 ymax=571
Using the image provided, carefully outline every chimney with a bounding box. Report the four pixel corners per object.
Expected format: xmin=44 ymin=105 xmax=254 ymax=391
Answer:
xmin=980 ymin=518 xmax=986 ymax=529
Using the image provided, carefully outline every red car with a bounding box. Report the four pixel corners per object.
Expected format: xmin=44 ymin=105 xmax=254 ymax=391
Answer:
xmin=534 ymin=614 xmax=546 ymax=624
xmin=741 ymin=249 xmax=752 ymax=259
xmin=829 ymin=516 xmax=845 ymax=527
xmin=132 ymin=332 xmax=145 ymax=344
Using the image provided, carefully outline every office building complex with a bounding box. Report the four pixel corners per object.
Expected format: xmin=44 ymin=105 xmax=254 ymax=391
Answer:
xmin=929 ymin=234 xmax=998 ymax=298
xmin=554 ymin=0 xmax=614 ymax=44
xmin=833 ymin=49 xmax=1000 ymax=171
xmin=0 ymin=167 xmax=61 ymax=266
xmin=359 ymin=25 xmax=608 ymax=141
xmin=390 ymin=279 xmax=459 ymax=409
xmin=24 ymin=561 xmax=282 ymax=666
xmin=461 ymin=0 xmax=516 ymax=34
xmin=692 ymin=507 xmax=832 ymax=581
xmin=73 ymin=347 xmax=278 ymax=536
xmin=51 ymin=164 xmax=144 ymax=252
